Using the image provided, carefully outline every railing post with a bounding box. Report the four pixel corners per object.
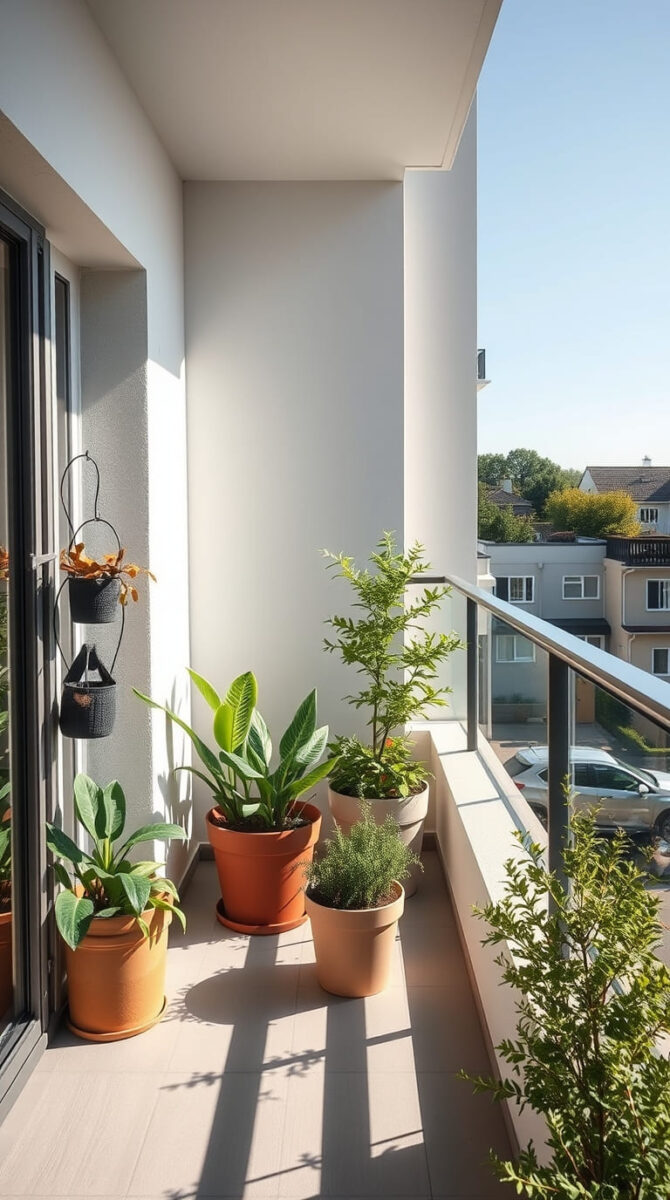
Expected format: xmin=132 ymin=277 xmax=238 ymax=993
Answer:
xmin=547 ymin=654 xmax=570 ymax=906
xmin=466 ymin=598 xmax=478 ymax=752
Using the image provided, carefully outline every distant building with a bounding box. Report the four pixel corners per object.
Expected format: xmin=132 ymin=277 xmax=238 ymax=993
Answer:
xmin=579 ymin=459 xmax=670 ymax=533
xmin=486 ymin=478 xmax=534 ymax=517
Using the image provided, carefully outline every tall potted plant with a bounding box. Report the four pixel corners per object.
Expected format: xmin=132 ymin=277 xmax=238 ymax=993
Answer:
xmin=46 ymin=773 xmax=186 ymax=1042
xmin=135 ymin=671 xmax=336 ymax=934
xmin=305 ymin=803 xmax=420 ymax=997
xmin=323 ymin=533 xmax=463 ymax=894
xmin=462 ymin=812 xmax=670 ymax=1197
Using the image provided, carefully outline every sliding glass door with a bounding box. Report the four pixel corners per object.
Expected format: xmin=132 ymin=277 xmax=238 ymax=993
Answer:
xmin=0 ymin=194 xmax=54 ymax=1115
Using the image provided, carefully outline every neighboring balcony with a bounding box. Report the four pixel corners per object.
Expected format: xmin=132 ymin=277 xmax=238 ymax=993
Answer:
xmin=476 ymin=347 xmax=490 ymax=390
xmin=606 ymin=536 xmax=670 ymax=565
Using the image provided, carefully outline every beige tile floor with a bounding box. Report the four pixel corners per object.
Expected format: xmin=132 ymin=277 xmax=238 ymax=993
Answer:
xmin=0 ymin=853 xmax=511 ymax=1199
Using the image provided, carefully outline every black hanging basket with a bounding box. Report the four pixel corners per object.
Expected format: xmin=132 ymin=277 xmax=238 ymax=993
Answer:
xmin=59 ymin=644 xmax=117 ymax=740
xmin=68 ymin=575 xmax=121 ymax=624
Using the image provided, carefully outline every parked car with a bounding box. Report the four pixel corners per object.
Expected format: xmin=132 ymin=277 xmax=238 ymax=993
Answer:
xmin=506 ymin=745 xmax=670 ymax=842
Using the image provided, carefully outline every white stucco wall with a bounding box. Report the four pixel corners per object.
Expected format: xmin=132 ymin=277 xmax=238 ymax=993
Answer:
xmin=184 ymin=181 xmax=404 ymax=832
xmin=0 ymin=0 xmax=190 ymax=870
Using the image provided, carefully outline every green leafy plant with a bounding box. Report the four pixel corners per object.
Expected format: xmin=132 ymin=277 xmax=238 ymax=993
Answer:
xmin=462 ymin=810 xmax=670 ymax=1197
xmin=323 ymin=532 xmax=463 ymax=798
xmin=304 ymin=802 xmax=420 ymax=909
xmin=134 ymin=670 xmax=336 ymax=832
xmin=46 ymin=774 xmax=187 ymax=950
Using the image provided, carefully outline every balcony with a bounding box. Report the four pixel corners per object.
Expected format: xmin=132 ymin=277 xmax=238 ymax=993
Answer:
xmin=606 ymin=535 xmax=670 ymax=565
xmin=0 ymin=853 xmax=511 ymax=1199
xmin=477 ymin=347 xmax=490 ymax=390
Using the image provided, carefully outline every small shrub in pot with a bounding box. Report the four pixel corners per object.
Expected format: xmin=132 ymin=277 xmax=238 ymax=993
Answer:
xmin=304 ymin=804 xmax=421 ymax=997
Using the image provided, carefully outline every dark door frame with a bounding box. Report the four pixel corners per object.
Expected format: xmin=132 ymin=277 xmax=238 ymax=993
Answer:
xmin=0 ymin=187 xmax=55 ymax=1120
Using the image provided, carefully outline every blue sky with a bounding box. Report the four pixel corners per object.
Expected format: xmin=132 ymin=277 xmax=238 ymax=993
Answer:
xmin=477 ymin=0 xmax=670 ymax=471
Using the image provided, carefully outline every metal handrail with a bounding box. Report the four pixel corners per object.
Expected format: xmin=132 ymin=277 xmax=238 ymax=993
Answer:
xmin=412 ymin=573 xmax=670 ymax=737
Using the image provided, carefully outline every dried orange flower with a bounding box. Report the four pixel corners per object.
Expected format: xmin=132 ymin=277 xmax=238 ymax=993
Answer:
xmin=60 ymin=544 xmax=156 ymax=605
xmin=0 ymin=547 xmax=8 ymax=581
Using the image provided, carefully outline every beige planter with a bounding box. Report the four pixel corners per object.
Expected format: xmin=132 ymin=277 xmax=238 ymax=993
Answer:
xmin=306 ymin=882 xmax=404 ymax=997
xmin=328 ymin=783 xmax=428 ymax=896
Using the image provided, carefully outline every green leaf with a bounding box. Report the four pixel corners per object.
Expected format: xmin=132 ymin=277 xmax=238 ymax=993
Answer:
xmin=279 ymin=690 xmax=316 ymax=761
xmin=52 ymin=861 xmax=72 ymax=890
xmin=249 ymin=710 xmax=272 ymax=770
xmin=117 ymin=872 xmax=151 ymax=916
xmin=224 ymin=671 xmax=258 ymax=750
xmin=186 ymin=668 xmax=221 ymax=712
xmin=45 ymin=823 xmax=92 ymax=867
xmin=101 ymin=780 xmax=126 ymax=842
xmin=213 ymin=702 xmax=234 ymax=753
xmin=94 ymin=906 xmax=122 ymax=920
xmin=241 ymin=801 xmax=261 ymax=818
xmin=54 ymin=890 xmax=95 ymax=950
xmin=119 ymin=822 xmax=186 ymax=855
xmin=73 ymin=773 xmax=102 ymax=843
xmin=290 ymin=725 xmax=328 ymax=774
xmin=130 ymin=860 xmax=164 ymax=877
xmin=151 ymin=896 xmax=187 ymax=933
xmin=218 ymin=747 xmax=264 ymax=781
xmin=132 ymin=689 xmax=224 ymax=787
xmin=287 ymin=755 xmax=335 ymax=800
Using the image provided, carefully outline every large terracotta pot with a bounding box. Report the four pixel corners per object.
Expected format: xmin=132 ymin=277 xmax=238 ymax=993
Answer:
xmin=328 ymin=784 xmax=429 ymax=897
xmin=207 ymin=802 xmax=321 ymax=935
xmin=0 ymin=910 xmax=12 ymax=1018
xmin=306 ymin=882 xmax=405 ymax=997
xmin=65 ymin=905 xmax=170 ymax=1042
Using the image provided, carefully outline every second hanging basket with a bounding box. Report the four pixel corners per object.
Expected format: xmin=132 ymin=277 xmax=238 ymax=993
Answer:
xmin=59 ymin=644 xmax=117 ymax=740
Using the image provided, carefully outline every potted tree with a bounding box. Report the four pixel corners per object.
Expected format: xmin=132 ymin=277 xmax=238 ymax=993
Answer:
xmin=323 ymin=533 xmax=463 ymax=894
xmin=135 ymin=670 xmax=336 ymax=934
xmin=462 ymin=811 xmax=670 ymax=1197
xmin=46 ymin=773 xmax=186 ymax=1042
xmin=304 ymin=803 xmax=419 ymax=997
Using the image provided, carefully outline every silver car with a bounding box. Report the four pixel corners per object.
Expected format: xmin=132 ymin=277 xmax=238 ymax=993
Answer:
xmin=507 ymin=745 xmax=670 ymax=842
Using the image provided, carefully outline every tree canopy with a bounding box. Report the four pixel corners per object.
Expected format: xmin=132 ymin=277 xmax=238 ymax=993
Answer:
xmin=544 ymin=488 xmax=641 ymax=538
xmin=478 ymin=484 xmax=535 ymax=543
xmin=478 ymin=449 xmax=581 ymax=516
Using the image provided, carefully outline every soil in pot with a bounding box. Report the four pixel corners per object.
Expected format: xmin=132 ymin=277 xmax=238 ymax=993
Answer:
xmin=207 ymin=802 xmax=322 ymax=935
xmin=65 ymin=905 xmax=171 ymax=1042
xmin=306 ymin=882 xmax=405 ymax=997
xmin=328 ymin=784 xmax=428 ymax=897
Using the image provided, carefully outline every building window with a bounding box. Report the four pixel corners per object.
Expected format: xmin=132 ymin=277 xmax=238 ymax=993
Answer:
xmin=647 ymin=579 xmax=670 ymax=610
xmin=495 ymin=575 xmax=534 ymax=603
xmin=562 ymin=575 xmax=600 ymax=600
xmin=577 ymin=634 xmax=605 ymax=649
xmin=652 ymin=648 xmax=670 ymax=676
xmin=496 ymin=635 xmax=536 ymax=663
xmin=640 ymin=507 xmax=659 ymax=525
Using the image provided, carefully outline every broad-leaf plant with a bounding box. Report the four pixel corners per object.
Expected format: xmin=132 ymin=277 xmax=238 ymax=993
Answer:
xmin=46 ymin=774 xmax=186 ymax=951
xmin=323 ymin=532 xmax=463 ymax=799
xmin=135 ymin=670 xmax=336 ymax=831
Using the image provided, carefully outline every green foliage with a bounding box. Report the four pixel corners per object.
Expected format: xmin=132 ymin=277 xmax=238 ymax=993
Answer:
xmin=46 ymin=774 xmax=187 ymax=950
xmin=326 ymin=734 xmax=428 ymax=800
xmin=0 ymin=780 xmax=10 ymax=908
xmin=478 ymin=449 xmax=581 ymax=517
xmin=595 ymin=693 xmax=669 ymax=758
xmin=305 ymin=802 xmax=421 ymax=909
xmin=135 ymin=671 xmax=336 ymax=830
xmin=545 ymin=488 xmax=641 ymax=538
xmin=462 ymin=812 xmax=670 ymax=1197
xmin=323 ymin=533 xmax=463 ymax=799
xmin=478 ymin=483 xmax=535 ymax=543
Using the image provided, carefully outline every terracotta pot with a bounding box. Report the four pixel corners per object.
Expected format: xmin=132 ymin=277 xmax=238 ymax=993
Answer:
xmin=206 ymin=802 xmax=321 ymax=935
xmin=0 ymin=910 xmax=12 ymax=1019
xmin=64 ymin=904 xmax=171 ymax=1042
xmin=306 ymin=882 xmax=405 ymax=997
xmin=328 ymin=784 xmax=429 ymax=896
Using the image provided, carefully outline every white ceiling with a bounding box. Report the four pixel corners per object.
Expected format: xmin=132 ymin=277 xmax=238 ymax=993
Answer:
xmin=86 ymin=0 xmax=501 ymax=181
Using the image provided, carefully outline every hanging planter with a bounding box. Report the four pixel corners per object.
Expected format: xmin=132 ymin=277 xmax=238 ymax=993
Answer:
xmin=59 ymin=644 xmax=117 ymax=740
xmin=67 ymin=575 xmax=121 ymax=624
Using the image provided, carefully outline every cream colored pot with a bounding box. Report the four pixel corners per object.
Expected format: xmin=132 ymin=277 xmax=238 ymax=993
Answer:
xmin=306 ymin=882 xmax=404 ymax=997
xmin=327 ymin=783 xmax=429 ymax=896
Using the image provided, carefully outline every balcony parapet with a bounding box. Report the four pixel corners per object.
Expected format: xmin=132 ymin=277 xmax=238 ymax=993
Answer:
xmin=606 ymin=535 xmax=670 ymax=566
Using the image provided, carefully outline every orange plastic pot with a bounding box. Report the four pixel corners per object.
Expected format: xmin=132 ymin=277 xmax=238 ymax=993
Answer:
xmin=206 ymin=802 xmax=322 ymax=935
xmin=0 ymin=910 xmax=12 ymax=1019
xmin=306 ymin=882 xmax=405 ymax=997
xmin=64 ymin=905 xmax=171 ymax=1042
